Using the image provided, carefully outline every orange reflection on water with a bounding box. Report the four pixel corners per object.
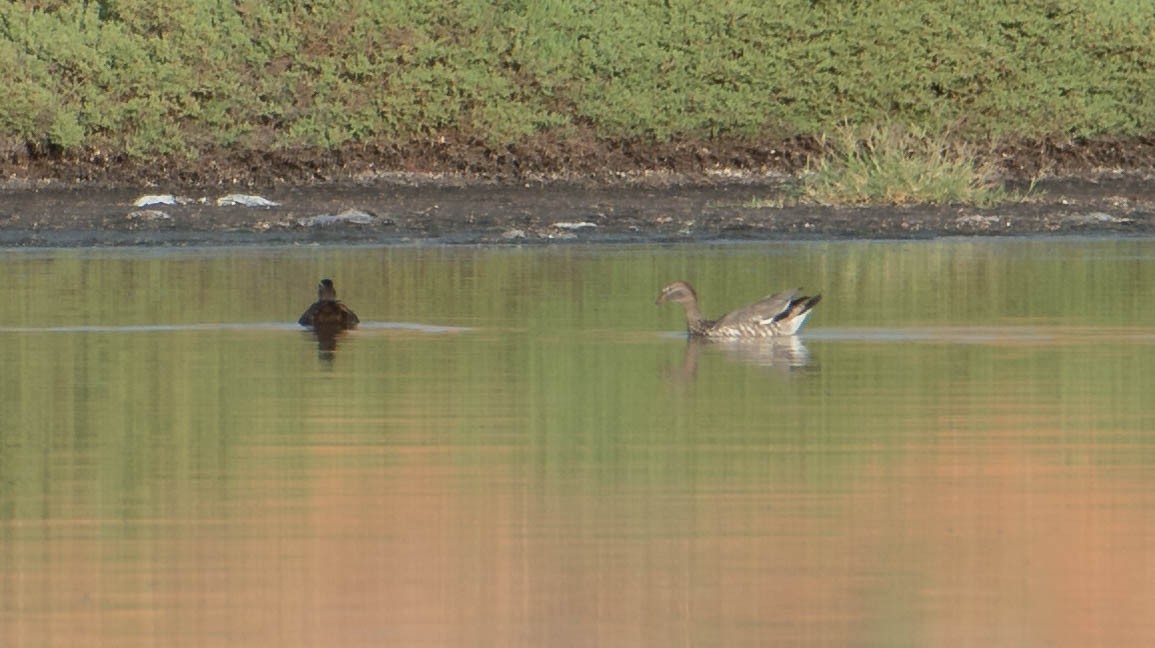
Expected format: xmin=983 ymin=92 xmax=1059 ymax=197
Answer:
xmin=4 ymin=436 xmax=1155 ymax=647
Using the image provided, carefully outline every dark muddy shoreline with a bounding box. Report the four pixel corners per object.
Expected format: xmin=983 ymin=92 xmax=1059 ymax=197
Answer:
xmin=3 ymin=136 xmax=1155 ymax=246
xmin=2 ymin=173 xmax=1154 ymax=247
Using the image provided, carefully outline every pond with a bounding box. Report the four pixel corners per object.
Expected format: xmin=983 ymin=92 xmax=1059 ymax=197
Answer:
xmin=1 ymin=239 xmax=1153 ymax=647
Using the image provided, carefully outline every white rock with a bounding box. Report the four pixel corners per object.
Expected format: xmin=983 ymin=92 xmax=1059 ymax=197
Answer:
xmin=126 ymin=209 xmax=171 ymax=221
xmin=955 ymin=214 xmax=1000 ymax=228
xmin=1063 ymin=212 xmax=1131 ymax=225
xmin=132 ymin=194 xmax=179 ymax=207
xmin=216 ymin=194 xmax=280 ymax=207
xmin=551 ymin=221 xmax=597 ymax=230
xmin=297 ymin=208 xmax=379 ymax=227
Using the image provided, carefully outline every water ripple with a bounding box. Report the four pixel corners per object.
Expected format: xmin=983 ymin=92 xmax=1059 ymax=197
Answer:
xmin=805 ymin=326 xmax=1155 ymax=344
xmin=0 ymin=322 xmax=471 ymax=334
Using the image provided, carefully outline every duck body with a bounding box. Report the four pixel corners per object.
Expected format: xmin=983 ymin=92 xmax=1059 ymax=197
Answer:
xmin=657 ymin=280 xmax=820 ymax=338
xmin=299 ymin=279 xmax=360 ymax=329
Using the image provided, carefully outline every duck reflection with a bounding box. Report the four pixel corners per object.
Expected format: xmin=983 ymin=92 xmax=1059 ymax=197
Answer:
xmin=671 ymin=336 xmax=814 ymax=381
xmin=308 ymin=324 xmax=348 ymax=355
xmin=299 ymin=278 xmax=359 ymax=355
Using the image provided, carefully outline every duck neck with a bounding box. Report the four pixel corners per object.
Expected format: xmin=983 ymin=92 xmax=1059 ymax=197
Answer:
xmin=681 ymin=300 xmax=707 ymax=332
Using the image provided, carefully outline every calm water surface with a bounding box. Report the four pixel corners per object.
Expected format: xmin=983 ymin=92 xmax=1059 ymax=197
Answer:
xmin=1 ymin=240 xmax=1154 ymax=647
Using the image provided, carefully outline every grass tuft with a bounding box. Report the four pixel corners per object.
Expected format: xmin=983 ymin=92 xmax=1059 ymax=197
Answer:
xmin=800 ymin=124 xmax=1017 ymax=207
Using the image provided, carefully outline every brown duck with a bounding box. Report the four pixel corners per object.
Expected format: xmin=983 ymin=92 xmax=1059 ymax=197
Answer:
xmin=298 ymin=279 xmax=360 ymax=329
xmin=657 ymin=280 xmax=821 ymax=338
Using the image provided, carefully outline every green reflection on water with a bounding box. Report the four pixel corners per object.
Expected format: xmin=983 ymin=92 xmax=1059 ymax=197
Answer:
xmin=2 ymin=240 xmax=1155 ymax=645
xmin=0 ymin=240 xmax=1151 ymax=515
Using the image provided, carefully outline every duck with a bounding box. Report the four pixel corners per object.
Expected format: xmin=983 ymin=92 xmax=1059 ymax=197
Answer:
xmin=657 ymin=280 xmax=820 ymax=338
xmin=298 ymin=279 xmax=360 ymax=329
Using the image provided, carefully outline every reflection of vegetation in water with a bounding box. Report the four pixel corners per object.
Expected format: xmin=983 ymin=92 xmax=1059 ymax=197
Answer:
xmin=2 ymin=241 xmax=1152 ymax=334
xmin=0 ymin=242 xmax=1152 ymax=526
xmin=3 ymin=2 xmax=1155 ymax=161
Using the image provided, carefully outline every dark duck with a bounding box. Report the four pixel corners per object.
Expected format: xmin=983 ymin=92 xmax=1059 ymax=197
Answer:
xmin=298 ymin=279 xmax=360 ymax=330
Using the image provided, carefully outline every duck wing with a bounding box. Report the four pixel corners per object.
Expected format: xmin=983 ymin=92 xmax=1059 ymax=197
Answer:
xmin=713 ymin=289 xmax=799 ymax=329
xmin=298 ymin=302 xmax=321 ymax=327
xmin=342 ymin=304 xmax=360 ymax=326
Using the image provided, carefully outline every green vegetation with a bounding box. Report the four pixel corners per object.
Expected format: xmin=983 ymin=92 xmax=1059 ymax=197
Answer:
xmin=2 ymin=0 xmax=1155 ymax=188
xmin=800 ymin=123 xmax=1015 ymax=206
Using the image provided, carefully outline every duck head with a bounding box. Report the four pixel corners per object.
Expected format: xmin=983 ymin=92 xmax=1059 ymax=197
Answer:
xmin=656 ymin=280 xmax=698 ymax=305
xmin=317 ymin=278 xmax=338 ymax=301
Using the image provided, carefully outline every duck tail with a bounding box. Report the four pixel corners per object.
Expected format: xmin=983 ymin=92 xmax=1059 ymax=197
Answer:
xmin=770 ymin=293 xmax=822 ymax=335
xmin=799 ymin=293 xmax=821 ymax=314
